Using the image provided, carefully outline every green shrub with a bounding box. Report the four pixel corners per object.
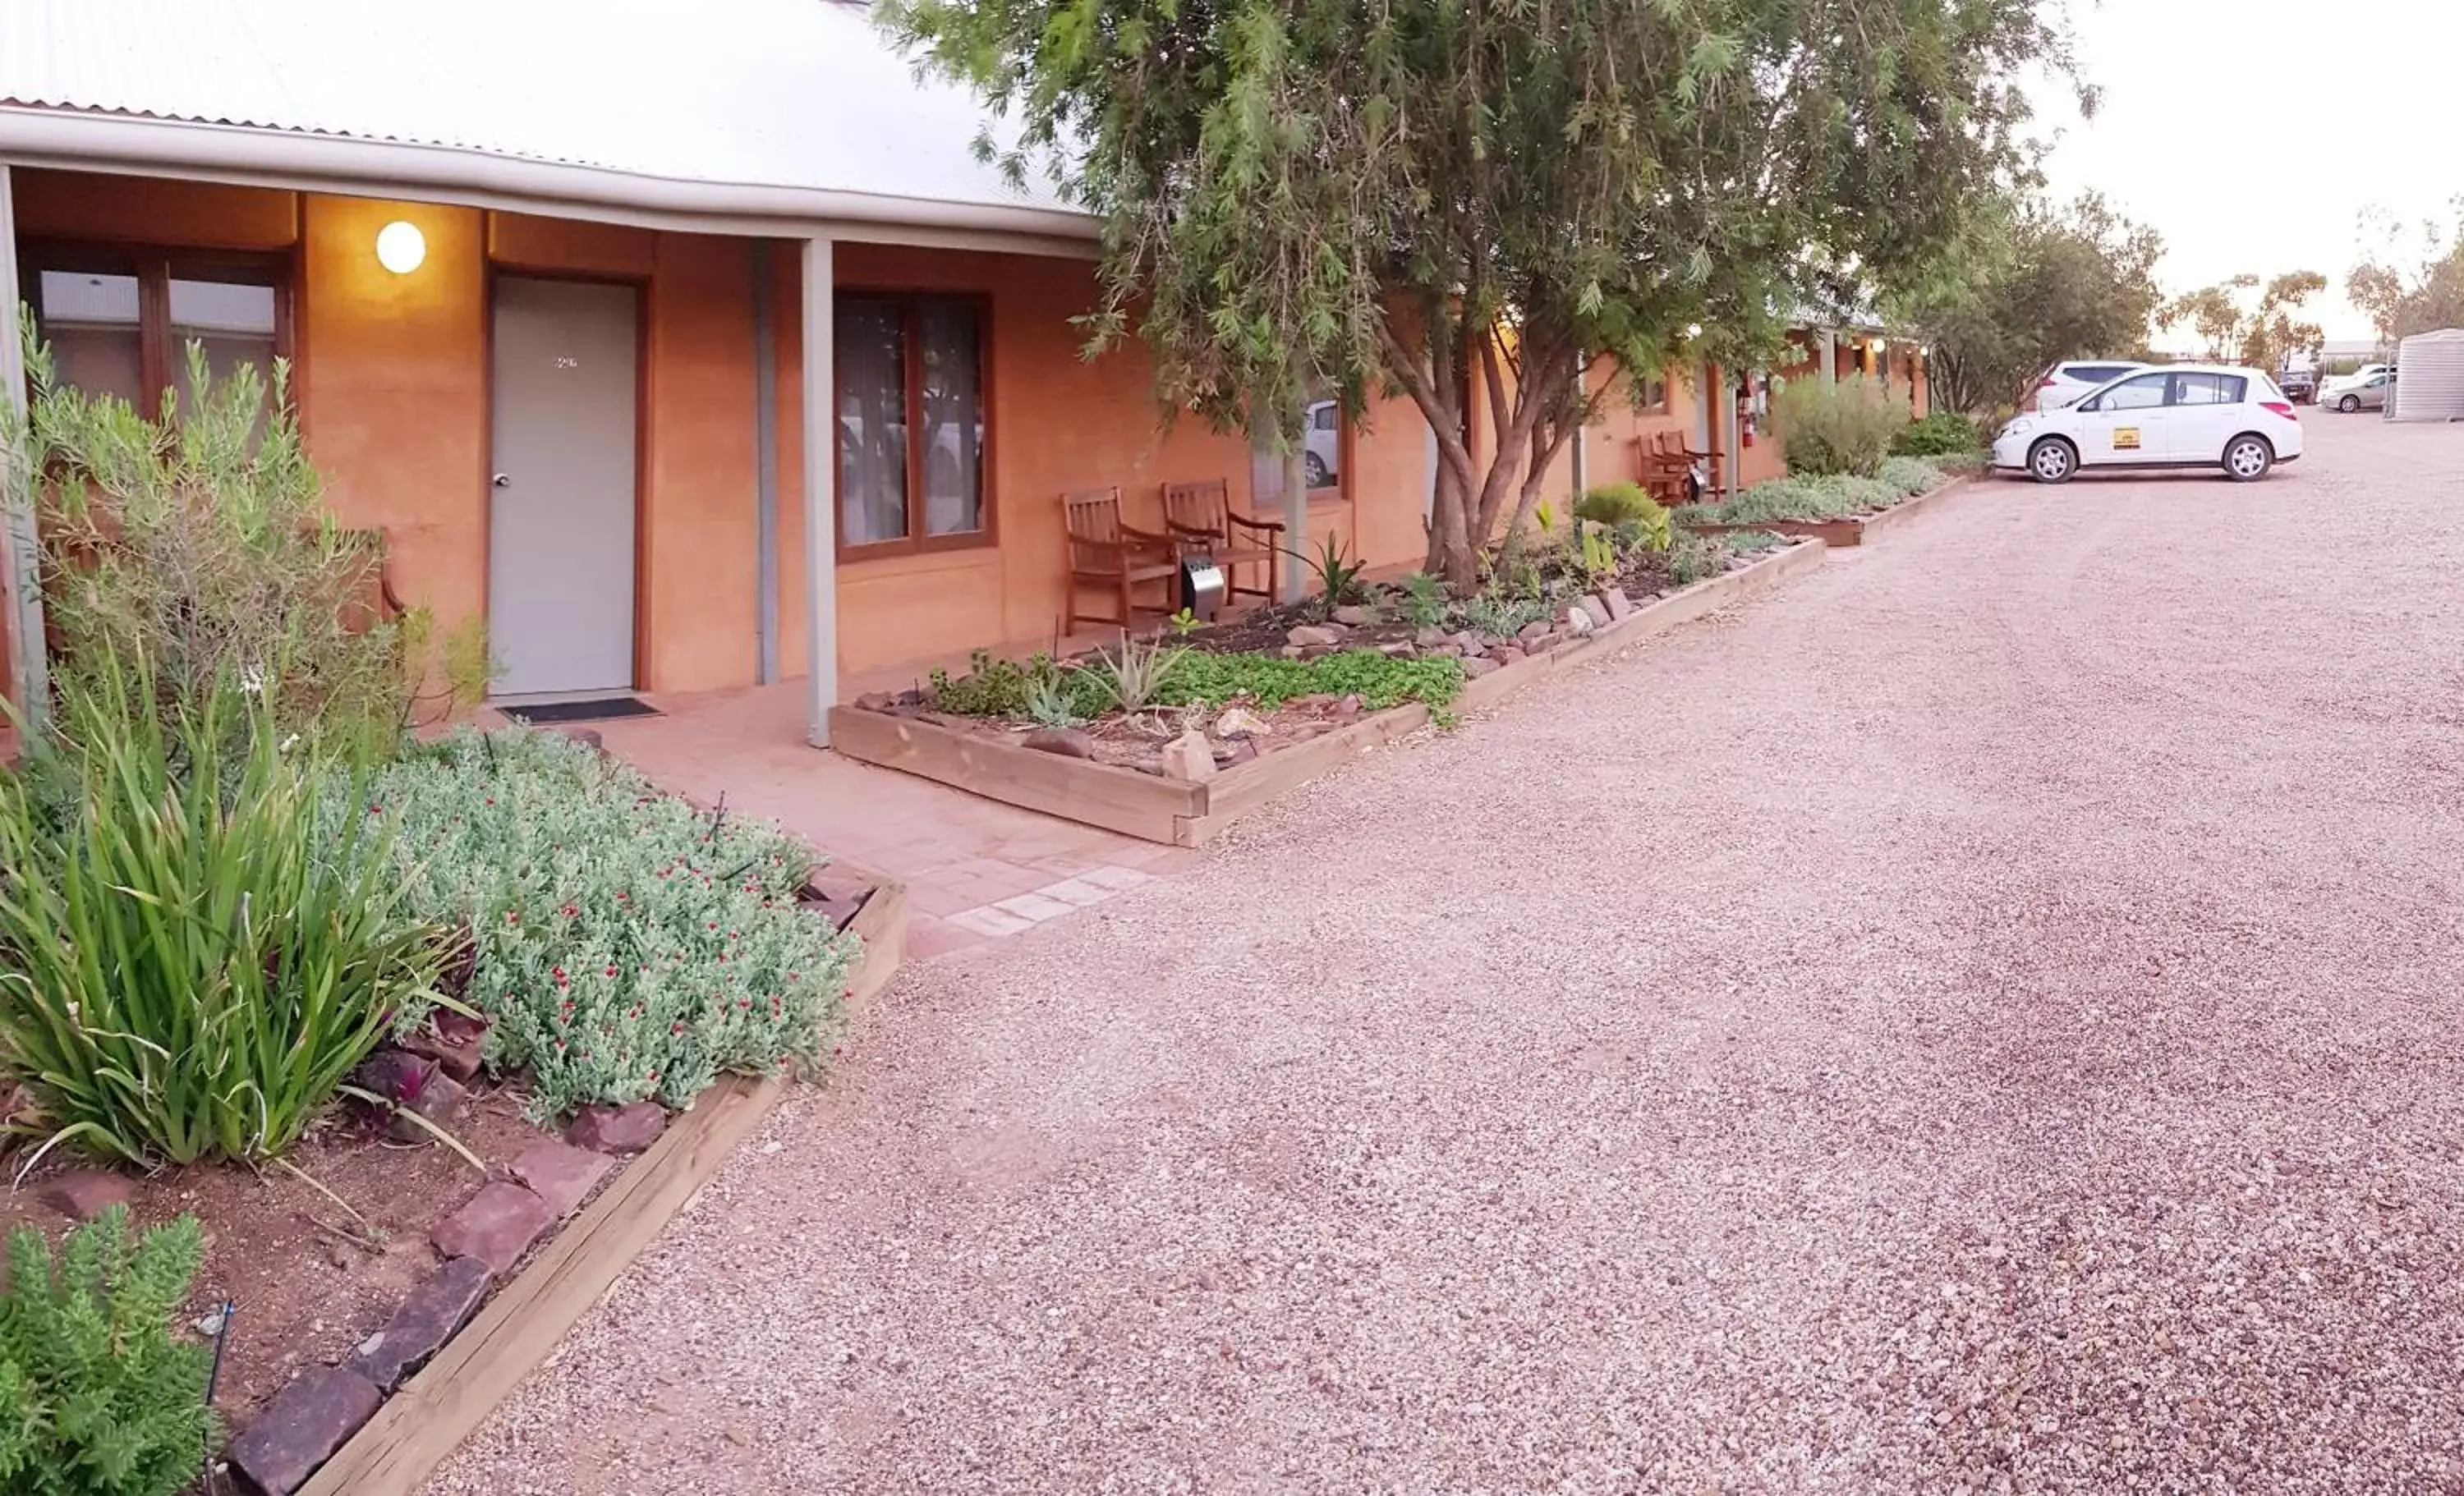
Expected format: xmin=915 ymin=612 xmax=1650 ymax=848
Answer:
xmin=17 ymin=338 xmax=487 ymax=762
xmin=0 ymin=660 xmax=456 ymax=1167
xmin=1573 ymin=483 xmax=1657 ymax=527
xmin=1462 ymin=590 xmax=1550 ymax=640
xmin=1392 ymin=571 xmax=1451 ymax=629
xmin=1878 ymin=457 xmax=1945 ymax=497
xmin=1161 ymin=649 xmax=1463 ymax=711
xmin=1772 ymin=378 xmax=1908 ymax=477
xmin=1666 ymin=535 xmax=1725 ymax=586
xmin=354 ymin=729 xmax=858 ymax=1118
xmin=1890 ymin=411 xmax=1981 ymax=457
xmin=0 ymin=1207 xmax=217 ymax=1496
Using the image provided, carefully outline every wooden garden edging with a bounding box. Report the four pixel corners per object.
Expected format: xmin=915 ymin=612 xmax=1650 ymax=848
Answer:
xmin=1683 ymin=473 xmax=1974 ymax=549
xmin=830 ymin=536 xmax=1828 ymax=847
xmin=294 ymin=879 xmax=908 ymax=1496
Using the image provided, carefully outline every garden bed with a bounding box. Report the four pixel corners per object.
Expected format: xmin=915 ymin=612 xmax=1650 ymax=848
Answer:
xmin=0 ymin=864 xmax=904 ymax=1496
xmin=1684 ymin=471 xmax=1974 ymax=548
xmin=830 ymin=535 xmax=1825 ymax=845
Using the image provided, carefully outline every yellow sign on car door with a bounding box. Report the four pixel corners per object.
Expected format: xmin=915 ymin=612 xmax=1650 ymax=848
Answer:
xmin=2112 ymin=427 xmax=2141 ymax=451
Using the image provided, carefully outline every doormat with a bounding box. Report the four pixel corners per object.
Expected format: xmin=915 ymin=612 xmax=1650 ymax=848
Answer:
xmin=499 ymin=696 xmax=661 ymax=725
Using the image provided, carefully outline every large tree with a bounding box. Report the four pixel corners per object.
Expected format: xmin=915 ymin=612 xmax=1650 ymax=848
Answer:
xmin=2163 ymin=271 xmax=2327 ymax=370
xmin=1892 ymin=190 xmax=2164 ymax=415
xmin=885 ymin=0 xmax=2073 ymax=586
xmin=2349 ymin=202 xmax=2464 ymax=344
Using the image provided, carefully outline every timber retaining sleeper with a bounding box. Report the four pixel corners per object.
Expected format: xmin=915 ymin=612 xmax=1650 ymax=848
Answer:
xmin=828 ymin=535 xmax=1829 ymax=846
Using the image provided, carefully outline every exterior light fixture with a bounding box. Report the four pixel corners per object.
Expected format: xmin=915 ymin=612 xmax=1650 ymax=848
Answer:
xmin=375 ymin=221 xmax=426 ymax=275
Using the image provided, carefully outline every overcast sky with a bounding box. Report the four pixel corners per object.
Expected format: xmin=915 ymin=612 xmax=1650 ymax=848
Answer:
xmin=2033 ymin=0 xmax=2452 ymax=343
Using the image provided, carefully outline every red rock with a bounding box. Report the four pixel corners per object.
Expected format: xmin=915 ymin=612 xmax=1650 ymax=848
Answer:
xmin=1461 ymin=657 xmax=1501 ymax=679
xmin=33 ymin=1169 xmax=135 ymax=1223
xmin=1333 ymin=694 xmax=1364 ymax=722
xmin=509 ymin=1140 xmax=614 ymax=1217
xmin=1599 ymin=590 xmax=1635 ymax=622
xmin=566 ymin=1100 xmax=667 ymax=1154
xmin=854 ymin=691 xmax=894 ymax=712
xmin=1021 ymin=727 xmax=1096 ymax=759
xmin=398 ymin=1021 xmax=485 ymax=1084
xmin=430 ymin=1182 xmax=554 ymax=1275
xmin=345 ymin=1256 xmax=492 ymax=1392
xmin=1487 ymin=645 xmax=1526 ymax=666
xmin=228 ymin=1367 xmax=383 ymax=1495
xmin=387 ymin=1072 xmax=467 ymax=1145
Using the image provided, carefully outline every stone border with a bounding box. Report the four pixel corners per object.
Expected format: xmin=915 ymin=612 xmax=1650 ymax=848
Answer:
xmin=1683 ymin=473 xmax=1974 ymax=548
xmin=830 ymin=537 xmax=1827 ymax=847
xmin=243 ymin=877 xmax=909 ymax=1496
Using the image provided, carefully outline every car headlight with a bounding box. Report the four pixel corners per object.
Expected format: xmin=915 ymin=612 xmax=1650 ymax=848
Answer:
xmin=2000 ymin=417 xmax=2034 ymax=438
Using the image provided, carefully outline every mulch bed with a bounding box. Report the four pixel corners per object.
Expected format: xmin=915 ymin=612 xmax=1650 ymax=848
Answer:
xmin=860 ymin=543 xmax=1753 ymax=778
xmin=0 ymin=1084 xmax=554 ymax=1425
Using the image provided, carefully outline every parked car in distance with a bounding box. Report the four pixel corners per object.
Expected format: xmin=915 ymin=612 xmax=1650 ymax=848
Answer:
xmin=2034 ymin=360 xmax=2151 ymax=412
xmin=1993 ymin=364 xmax=2303 ymax=484
xmin=2327 ymin=369 xmax=2396 ymax=413
xmin=1303 ymin=398 xmax=1341 ymax=489
xmin=2277 ymin=366 xmax=2316 ymax=403
xmin=2319 ymin=364 xmax=2395 ymax=403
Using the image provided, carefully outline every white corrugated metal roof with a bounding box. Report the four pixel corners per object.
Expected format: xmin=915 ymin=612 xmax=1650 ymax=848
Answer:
xmin=0 ymin=0 xmax=1071 ymax=221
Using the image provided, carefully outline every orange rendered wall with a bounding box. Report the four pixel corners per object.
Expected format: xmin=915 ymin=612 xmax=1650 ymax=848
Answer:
xmin=16 ymin=171 xmax=1450 ymax=693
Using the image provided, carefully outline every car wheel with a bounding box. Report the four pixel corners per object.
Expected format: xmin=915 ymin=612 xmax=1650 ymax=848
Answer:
xmin=1303 ymin=452 xmax=1331 ymax=489
xmin=2223 ymin=434 xmax=2273 ymax=482
xmin=2338 ymin=394 xmax=2361 ymax=413
xmin=2027 ymin=437 xmax=2076 ymax=484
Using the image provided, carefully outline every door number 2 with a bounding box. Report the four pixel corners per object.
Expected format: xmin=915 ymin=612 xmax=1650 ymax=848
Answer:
xmin=554 ymin=356 xmax=579 ymax=369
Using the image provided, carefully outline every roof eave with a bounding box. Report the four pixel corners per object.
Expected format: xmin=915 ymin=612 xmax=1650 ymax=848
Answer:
xmin=0 ymin=105 xmax=1101 ymax=248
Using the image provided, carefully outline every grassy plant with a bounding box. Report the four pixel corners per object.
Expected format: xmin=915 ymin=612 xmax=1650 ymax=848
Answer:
xmin=1889 ymin=411 xmax=1982 ymax=457
xmin=0 ymin=1207 xmax=217 ymax=1496
xmin=1394 ymin=571 xmax=1451 ymax=629
xmin=1088 ymin=633 xmax=1190 ymax=714
xmin=0 ymin=659 xmax=457 ymax=1168
xmin=353 ymin=728 xmax=859 ymax=1118
xmin=1299 ymin=532 xmax=1369 ymax=605
xmin=16 ymin=336 xmax=487 ymax=760
xmin=1771 ymin=378 xmax=1908 ymax=477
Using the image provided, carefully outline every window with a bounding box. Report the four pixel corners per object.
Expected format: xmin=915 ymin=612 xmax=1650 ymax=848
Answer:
xmin=2091 ymin=372 xmax=2169 ymax=412
xmin=834 ymin=292 xmax=990 ymax=554
xmin=1304 ymin=398 xmax=1341 ymax=496
xmin=27 ymin=249 xmax=289 ymax=424
xmin=2071 ymin=364 xmax=2135 ymax=385
xmin=2171 ymin=372 xmax=2246 ymax=406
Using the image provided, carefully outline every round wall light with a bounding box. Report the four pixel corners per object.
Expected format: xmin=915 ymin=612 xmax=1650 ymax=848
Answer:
xmin=375 ymin=220 xmax=427 ymax=275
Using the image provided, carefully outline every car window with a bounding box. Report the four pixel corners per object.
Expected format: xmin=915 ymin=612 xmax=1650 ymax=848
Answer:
xmin=2172 ymin=373 xmax=2246 ymax=406
xmin=2089 ymin=372 xmax=2169 ymax=411
xmin=2070 ymin=364 xmax=2133 ymax=384
xmin=2368 ymin=374 xmax=2391 ymax=388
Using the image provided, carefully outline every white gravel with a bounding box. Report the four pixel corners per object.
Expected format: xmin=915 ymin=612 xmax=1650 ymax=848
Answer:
xmin=428 ymin=417 xmax=2464 ymax=1495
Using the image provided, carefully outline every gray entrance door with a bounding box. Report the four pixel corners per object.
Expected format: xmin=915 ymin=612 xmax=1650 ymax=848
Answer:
xmin=488 ymin=277 xmax=639 ymax=698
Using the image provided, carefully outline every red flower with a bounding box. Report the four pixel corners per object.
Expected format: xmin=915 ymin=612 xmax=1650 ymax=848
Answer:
xmin=367 ymin=803 xmax=384 ymax=815
xmin=604 ymin=965 xmax=618 ymax=978
xmin=670 ymin=1021 xmax=685 ymax=1035
xmin=505 ymin=911 xmax=521 ymax=925
xmin=560 ymin=903 xmax=579 ymax=919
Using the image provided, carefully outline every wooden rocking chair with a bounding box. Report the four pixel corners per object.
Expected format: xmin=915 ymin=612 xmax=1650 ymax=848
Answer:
xmin=1064 ymin=488 xmax=1180 ymax=631
xmin=1161 ymin=479 xmax=1282 ymax=604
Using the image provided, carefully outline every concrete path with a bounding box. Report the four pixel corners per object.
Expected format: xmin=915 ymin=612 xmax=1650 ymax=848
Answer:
xmin=431 ymin=415 xmax=2464 ymax=1494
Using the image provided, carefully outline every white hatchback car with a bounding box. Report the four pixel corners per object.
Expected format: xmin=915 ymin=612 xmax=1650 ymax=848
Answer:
xmin=1992 ymin=365 xmax=2304 ymax=484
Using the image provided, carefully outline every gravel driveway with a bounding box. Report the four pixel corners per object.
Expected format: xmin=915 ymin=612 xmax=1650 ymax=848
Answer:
xmin=431 ymin=416 xmax=2464 ymax=1494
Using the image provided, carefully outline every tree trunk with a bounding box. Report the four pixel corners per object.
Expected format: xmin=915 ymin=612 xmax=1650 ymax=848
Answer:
xmin=1280 ymin=445 xmax=1308 ymax=603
